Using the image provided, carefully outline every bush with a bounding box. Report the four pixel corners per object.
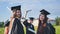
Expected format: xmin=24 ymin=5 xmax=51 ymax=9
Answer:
xmin=0 ymin=22 xmax=4 ymax=27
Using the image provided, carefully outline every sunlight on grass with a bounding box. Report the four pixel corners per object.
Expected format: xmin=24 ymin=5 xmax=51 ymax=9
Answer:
xmin=0 ymin=27 xmax=4 ymax=34
xmin=54 ymin=26 xmax=60 ymax=34
xmin=0 ymin=26 xmax=60 ymax=34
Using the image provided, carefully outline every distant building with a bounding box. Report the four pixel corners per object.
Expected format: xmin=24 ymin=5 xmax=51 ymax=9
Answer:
xmin=32 ymin=19 xmax=39 ymax=26
xmin=48 ymin=19 xmax=56 ymax=25
xmin=32 ymin=18 xmax=56 ymax=26
xmin=21 ymin=18 xmax=56 ymax=26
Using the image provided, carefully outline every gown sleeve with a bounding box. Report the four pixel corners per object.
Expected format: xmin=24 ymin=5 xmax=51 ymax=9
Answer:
xmin=4 ymin=20 xmax=10 ymax=27
xmin=48 ymin=23 xmax=55 ymax=34
xmin=23 ymin=20 xmax=29 ymax=27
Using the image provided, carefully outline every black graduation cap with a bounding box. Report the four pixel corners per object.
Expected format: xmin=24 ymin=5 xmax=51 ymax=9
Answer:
xmin=11 ymin=5 xmax=21 ymax=11
xmin=29 ymin=17 xmax=34 ymax=21
xmin=40 ymin=9 xmax=50 ymax=15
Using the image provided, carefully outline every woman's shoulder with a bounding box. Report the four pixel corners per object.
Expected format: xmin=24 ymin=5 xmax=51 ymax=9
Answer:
xmin=4 ymin=20 xmax=10 ymax=27
xmin=46 ymin=23 xmax=52 ymax=25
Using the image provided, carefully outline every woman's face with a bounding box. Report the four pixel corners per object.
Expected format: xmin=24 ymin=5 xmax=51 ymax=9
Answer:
xmin=39 ymin=14 xmax=45 ymax=21
xmin=16 ymin=10 xmax=21 ymax=18
xmin=12 ymin=10 xmax=21 ymax=18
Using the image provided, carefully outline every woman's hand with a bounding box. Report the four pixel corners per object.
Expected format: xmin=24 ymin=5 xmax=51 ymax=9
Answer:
xmin=4 ymin=27 xmax=9 ymax=34
xmin=9 ymin=13 xmax=15 ymax=31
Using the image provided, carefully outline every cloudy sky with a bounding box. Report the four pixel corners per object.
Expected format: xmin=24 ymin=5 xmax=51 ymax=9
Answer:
xmin=0 ymin=0 xmax=60 ymax=22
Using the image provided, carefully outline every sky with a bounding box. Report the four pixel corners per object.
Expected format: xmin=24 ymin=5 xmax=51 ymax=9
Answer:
xmin=0 ymin=0 xmax=60 ymax=22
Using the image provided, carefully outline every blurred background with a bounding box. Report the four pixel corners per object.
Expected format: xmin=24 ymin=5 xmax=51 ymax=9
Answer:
xmin=0 ymin=0 xmax=60 ymax=34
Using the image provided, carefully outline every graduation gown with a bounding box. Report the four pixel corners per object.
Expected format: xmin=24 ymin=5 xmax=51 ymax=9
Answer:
xmin=4 ymin=20 xmax=10 ymax=27
xmin=11 ymin=18 xmax=24 ymax=34
xmin=37 ymin=23 xmax=55 ymax=34
xmin=23 ymin=21 xmax=35 ymax=34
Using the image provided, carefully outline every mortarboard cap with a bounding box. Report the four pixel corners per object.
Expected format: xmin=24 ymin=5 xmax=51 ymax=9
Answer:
xmin=11 ymin=5 xmax=21 ymax=11
xmin=29 ymin=17 xmax=34 ymax=21
xmin=40 ymin=9 xmax=50 ymax=15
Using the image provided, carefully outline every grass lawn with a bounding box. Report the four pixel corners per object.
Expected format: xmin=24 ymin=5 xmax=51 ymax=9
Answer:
xmin=54 ymin=26 xmax=60 ymax=34
xmin=0 ymin=26 xmax=60 ymax=34
xmin=0 ymin=27 xmax=4 ymax=34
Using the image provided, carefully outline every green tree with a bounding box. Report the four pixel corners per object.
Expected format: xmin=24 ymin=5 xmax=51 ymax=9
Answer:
xmin=55 ymin=17 xmax=60 ymax=25
xmin=0 ymin=22 xmax=4 ymax=27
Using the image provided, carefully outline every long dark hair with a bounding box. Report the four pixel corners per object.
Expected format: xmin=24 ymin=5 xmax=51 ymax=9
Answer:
xmin=37 ymin=14 xmax=48 ymax=32
xmin=39 ymin=14 xmax=48 ymax=25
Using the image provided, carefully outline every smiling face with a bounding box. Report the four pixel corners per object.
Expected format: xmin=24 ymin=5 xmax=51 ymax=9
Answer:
xmin=16 ymin=10 xmax=21 ymax=18
xmin=39 ymin=14 xmax=45 ymax=21
xmin=12 ymin=10 xmax=21 ymax=18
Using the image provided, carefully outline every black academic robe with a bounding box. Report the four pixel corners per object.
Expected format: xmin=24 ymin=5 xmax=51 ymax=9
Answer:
xmin=4 ymin=20 xmax=10 ymax=27
xmin=23 ymin=21 xmax=35 ymax=34
xmin=37 ymin=23 xmax=55 ymax=34
xmin=11 ymin=18 xmax=24 ymax=34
